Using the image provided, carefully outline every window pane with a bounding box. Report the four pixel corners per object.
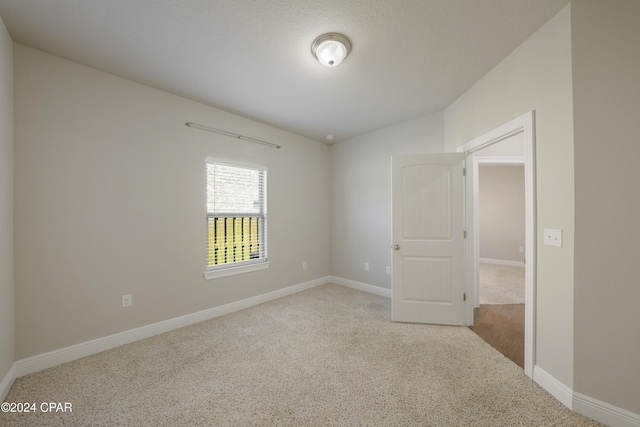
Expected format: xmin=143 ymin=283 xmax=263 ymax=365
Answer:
xmin=207 ymin=217 xmax=262 ymax=266
xmin=206 ymin=161 xmax=267 ymax=269
xmin=207 ymin=163 xmax=264 ymax=214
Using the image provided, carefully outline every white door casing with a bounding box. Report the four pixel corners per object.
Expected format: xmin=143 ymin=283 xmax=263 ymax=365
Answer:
xmin=391 ymin=153 xmax=466 ymax=325
xmin=457 ymin=111 xmax=536 ymax=378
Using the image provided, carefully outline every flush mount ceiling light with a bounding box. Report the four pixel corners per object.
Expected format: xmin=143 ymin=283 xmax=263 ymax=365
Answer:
xmin=311 ymin=33 xmax=351 ymax=67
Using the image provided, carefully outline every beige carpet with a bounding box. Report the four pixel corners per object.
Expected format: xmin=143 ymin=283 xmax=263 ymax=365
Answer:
xmin=1 ymin=284 xmax=600 ymax=426
xmin=479 ymin=263 xmax=526 ymax=305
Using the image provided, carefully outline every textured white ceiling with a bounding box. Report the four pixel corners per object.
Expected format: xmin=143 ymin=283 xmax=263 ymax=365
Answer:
xmin=0 ymin=0 xmax=570 ymax=143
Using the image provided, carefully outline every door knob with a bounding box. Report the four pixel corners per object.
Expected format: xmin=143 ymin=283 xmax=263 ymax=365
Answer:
xmin=393 ymin=244 xmax=401 ymax=250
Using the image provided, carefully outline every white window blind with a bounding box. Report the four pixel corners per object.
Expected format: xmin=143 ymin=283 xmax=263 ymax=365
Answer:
xmin=206 ymin=162 xmax=267 ymax=270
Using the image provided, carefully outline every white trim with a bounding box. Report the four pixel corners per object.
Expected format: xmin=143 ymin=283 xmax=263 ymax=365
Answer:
xmin=331 ymin=276 xmax=392 ymax=298
xmin=456 ymin=113 xmax=532 ymax=154
xmin=533 ymin=365 xmax=640 ymax=427
xmin=16 ymin=276 xmax=331 ymax=377
xmin=533 ymin=365 xmax=574 ymax=409
xmin=204 ymin=260 xmax=270 ymax=280
xmin=8 ymin=275 xmax=640 ymax=426
xmin=573 ymin=392 xmax=640 ymax=427
xmin=479 ymin=258 xmax=525 ymax=267
xmin=0 ymin=362 xmax=17 ymax=401
xmin=206 ymin=156 xmax=268 ymax=172
xmin=457 ymin=111 xmax=536 ymax=379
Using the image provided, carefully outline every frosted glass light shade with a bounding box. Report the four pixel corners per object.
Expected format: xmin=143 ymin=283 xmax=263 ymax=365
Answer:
xmin=311 ymin=33 xmax=351 ymax=67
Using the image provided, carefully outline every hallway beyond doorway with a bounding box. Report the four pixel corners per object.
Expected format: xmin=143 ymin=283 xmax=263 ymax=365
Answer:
xmin=470 ymin=304 xmax=525 ymax=369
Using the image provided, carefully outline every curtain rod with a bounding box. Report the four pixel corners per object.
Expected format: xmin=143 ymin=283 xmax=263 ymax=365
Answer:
xmin=185 ymin=122 xmax=281 ymax=149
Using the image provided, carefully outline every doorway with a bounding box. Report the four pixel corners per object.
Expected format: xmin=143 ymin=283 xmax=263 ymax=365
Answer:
xmin=471 ymin=162 xmax=526 ymax=368
xmin=457 ymin=111 xmax=536 ymax=378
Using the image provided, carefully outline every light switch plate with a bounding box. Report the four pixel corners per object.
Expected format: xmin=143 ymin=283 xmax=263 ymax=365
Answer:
xmin=544 ymin=228 xmax=562 ymax=247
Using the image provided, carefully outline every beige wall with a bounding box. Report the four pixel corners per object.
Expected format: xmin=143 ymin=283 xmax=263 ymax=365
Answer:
xmin=479 ymin=165 xmax=525 ymax=263
xmin=330 ymin=114 xmax=444 ymax=288
xmin=572 ymin=0 xmax=640 ymax=415
xmin=13 ymin=44 xmax=331 ymax=359
xmin=0 ymin=15 xmax=14 ymax=387
xmin=444 ymin=6 xmax=575 ymax=387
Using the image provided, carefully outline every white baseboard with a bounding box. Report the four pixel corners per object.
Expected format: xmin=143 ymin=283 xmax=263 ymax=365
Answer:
xmin=574 ymin=392 xmax=640 ymax=427
xmin=479 ymin=258 xmax=525 ymax=267
xmin=0 ymin=362 xmax=17 ymax=401
xmin=331 ymin=276 xmax=391 ymax=298
xmin=16 ymin=276 xmax=331 ymax=378
xmin=533 ymin=365 xmax=574 ymax=409
xmin=534 ymin=365 xmax=640 ymax=427
xmin=9 ymin=276 xmax=639 ymax=427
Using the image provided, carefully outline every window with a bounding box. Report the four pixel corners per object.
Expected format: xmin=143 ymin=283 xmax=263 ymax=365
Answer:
xmin=204 ymin=161 xmax=268 ymax=279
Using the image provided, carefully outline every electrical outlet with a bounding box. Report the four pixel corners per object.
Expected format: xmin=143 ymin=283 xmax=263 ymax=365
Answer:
xmin=364 ymin=262 xmax=369 ymax=271
xmin=544 ymin=228 xmax=563 ymax=247
xmin=386 ymin=266 xmax=391 ymax=275
xmin=302 ymin=261 xmax=307 ymax=269
xmin=122 ymin=294 xmax=132 ymax=308
xmin=519 ymin=247 xmax=524 ymax=253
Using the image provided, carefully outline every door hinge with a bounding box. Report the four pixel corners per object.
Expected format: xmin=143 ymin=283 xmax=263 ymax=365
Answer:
xmin=463 ymin=293 xmax=467 ymax=301
xmin=463 ymin=167 xmax=466 ymax=176
xmin=463 ymin=230 xmax=467 ymax=238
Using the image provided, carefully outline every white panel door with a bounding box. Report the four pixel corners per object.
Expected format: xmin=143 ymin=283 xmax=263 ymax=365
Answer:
xmin=391 ymin=153 xmax=466 ymax=325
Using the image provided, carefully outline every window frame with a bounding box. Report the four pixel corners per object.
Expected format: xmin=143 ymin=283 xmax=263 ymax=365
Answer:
xmin=203 ymin=158 xmax=269 ymax=280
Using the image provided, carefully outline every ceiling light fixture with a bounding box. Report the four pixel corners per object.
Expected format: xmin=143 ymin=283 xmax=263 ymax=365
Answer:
xmin=311 ymin=33 xmax=351 ymax=67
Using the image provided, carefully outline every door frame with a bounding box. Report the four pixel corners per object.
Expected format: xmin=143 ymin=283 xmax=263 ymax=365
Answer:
xmin=457 ymin=111 xmax=536 ymax=378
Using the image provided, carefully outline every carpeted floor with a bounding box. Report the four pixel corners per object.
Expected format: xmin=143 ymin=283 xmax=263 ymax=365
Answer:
xmin=479 ymin=262 xmax=525 ymax=305
xmin=1 ymin=284 xmax=601 ymax=426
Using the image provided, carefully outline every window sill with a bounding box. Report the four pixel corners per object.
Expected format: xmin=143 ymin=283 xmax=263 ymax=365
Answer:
xmin=203 ymin=261 xmax=270 ymax=280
